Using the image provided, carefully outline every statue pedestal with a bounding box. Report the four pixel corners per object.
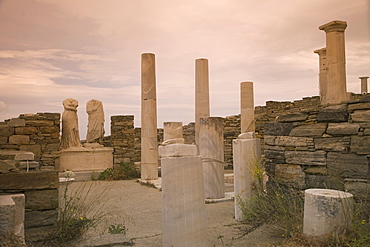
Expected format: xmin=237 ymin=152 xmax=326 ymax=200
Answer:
xmin=59 ymin=145 xmax=113 ymax=172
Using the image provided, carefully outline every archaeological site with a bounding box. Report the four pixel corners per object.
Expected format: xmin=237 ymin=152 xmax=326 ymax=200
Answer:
xmin=0 ymin=19 xmax=369 ymax=247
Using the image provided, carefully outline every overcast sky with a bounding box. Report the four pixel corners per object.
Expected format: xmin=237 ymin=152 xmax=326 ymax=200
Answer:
xmin=0 ymin=0 xmax=369 ymax=136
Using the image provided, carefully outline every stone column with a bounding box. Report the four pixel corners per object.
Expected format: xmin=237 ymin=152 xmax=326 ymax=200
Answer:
xmin=159 ymin=144 xmax=208 ymax=247
xmin=303 ymin=189 xmax=353 ymax=238
xmin=241 ymin=81 xmax=255 ymax=133
xmin=319 ymin=20 xmax=348 ymax=105
xmin=314 ymin=48 xmax=328 ymax=104
xmin=360 ymin=76 xmax=369 ymax=94
xmin=233 ymin=133 xmax=261 ymax=221
xmin=141 ymin=53 xmax=158 ymax=180
xmin=195 ymin=58 xmax=210 ymax=145
xmin=199 ymin=117 xmax=224 ymax=199
xmin=163 ymin=122 xmax=183 ymax=141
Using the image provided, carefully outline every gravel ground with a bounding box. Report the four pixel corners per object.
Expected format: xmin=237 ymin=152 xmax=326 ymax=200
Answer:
xmin=64 ymin=179 xmax=284 ymax=247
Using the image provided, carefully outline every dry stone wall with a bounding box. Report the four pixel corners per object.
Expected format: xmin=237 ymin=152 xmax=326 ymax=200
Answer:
xmin=0 ymin=113 xmax=60 ymax=169
xmin=264 ymin=94 xmax=370 ymax=197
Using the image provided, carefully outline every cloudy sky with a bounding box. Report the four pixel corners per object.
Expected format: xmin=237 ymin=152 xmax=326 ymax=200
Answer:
xmin=0 ymin=0 xmax=369 ymax=136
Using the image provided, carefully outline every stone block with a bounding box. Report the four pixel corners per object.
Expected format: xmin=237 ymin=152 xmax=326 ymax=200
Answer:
xmin=25 ymin=209 xmax=58 ymax=228
xmin=276 ymin=113 xmax=308 ymax=122
xmin=264 ymin=135 xmax=276 ymax=145
xmin=9 ymin=118 xmax=26 ymax=127
xmin=0 ymin=125 xmax=14 ymax=136
xmin=289 ymin=123 xmax=327 ymax=137
xmin=317 ymin=112 xmax=348 ymax=122
xmin=0 ymin=172 xmax=59 ymax=190
xmin=327 ymin=152 xmax=368 ymax=178
xmin=275 ymin=164 xmax=305 ymax=189
xmin=326 ymin=123 xmax=360 ymax=135
xmin=24 ymin=120 xmax=54 ymax=127
xmin=9 ymin=135 xmax=30 ymax=145
xmin=0 ymin=136 xmax=7 ymax=144
xmin=19 ymin=145 xmax=42 ymax=159
xmin=285 ymin=151 xmax=326 ymax=166
xmin=158 ymin=144 xmax=198 ymax=157
xmin=305 ymin=175 xmax=344 ymax=190
xmin=348 ymin=102 xmax=370 ymax=111
xmin=305 ymin=167 xmax=328 ymax=175
xmin=265 ymin=149 xmax=285 ymax=161
xmin=15 ymin=126 xmax=38 ymax=135
xmin=39 ymin=126 xmax=59 ymax=133
xmin=15 ymin=152 xmax=34 ymax=161
xmin=359 ymin=95 xmax=370 ymax=102
xmin=351 ymin=136 xmax=370 ymax=154
xmin=264 ymin=122 xmax=293 ymax=136
xmin=344 ymin=179 xmax=370 ymax=199
xmin=25 ymin=224 xmax=57 ymax=242
xmin=275 ymin=136 xmax=309 ymax=147
xmin=351 ymin=110 xmax=370 ymax=122
xmin=0 ymin=160 xmax=18 ymax=173
xmin=0 ymin=195 xmax=15 ymax=236
xmin=314 ymin=137 xmax=349 ymax=152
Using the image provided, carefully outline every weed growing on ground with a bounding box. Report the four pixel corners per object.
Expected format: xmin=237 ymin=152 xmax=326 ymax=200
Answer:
xmin=98 ymin=162 xmax=140 ymax=180
xmin=108 ymin=224 xmax=127 ymax=234
xmin=55 ymin=171 xmax=108 ymax=243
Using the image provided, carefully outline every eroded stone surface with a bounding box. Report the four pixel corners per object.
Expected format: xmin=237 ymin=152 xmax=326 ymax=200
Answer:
xmin=285 ymin=151 xmax=326 ymax=166
xmin=351 ymin=110 xmax=370 ymax=122
xmin=264 ymin=122 xmax=293 ymax=136
xmin=275 ymin=164 xmax=305 ymax=189
xmin=326 ymin=123 xmax=359 ymax=135
xmin=351 ymin=135 xmax=370 ymax=154
xmin=289 ymin=123 xmax=327 ymax=137
xmin=327 ymin=152 xmax=368 ymax=178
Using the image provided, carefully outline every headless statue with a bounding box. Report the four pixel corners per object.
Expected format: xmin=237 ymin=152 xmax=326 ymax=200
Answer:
xmin=61 ymin=98 xmax=81 ymax=149
xmin=86 ymin=99 xmax=105 ymax=144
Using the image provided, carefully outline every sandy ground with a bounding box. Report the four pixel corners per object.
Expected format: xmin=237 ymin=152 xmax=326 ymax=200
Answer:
xmin=63 ymin=180 xmax=284 ymax=247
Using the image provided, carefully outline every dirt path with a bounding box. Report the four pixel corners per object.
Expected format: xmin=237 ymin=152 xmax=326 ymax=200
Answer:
xmin=64 ymin=180 xmax=284 ymax=246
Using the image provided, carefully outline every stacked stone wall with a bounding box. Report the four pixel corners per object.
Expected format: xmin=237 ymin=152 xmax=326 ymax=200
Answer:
xmin=0 ymin=113 xmax=60 ymax=169
xmin=109 ymin=115 xmax=138 ymax=167
xmin=264 ymin=94 xmax=370 ymax=197
xmin=0 ymin=171 xmax=59 ymax=242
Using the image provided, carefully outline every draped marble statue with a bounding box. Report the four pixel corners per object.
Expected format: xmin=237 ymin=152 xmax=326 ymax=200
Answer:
xmin=86 ymin=99 xmax=105 ymax=144
xmin=61 ymin=98 xmax=81 ymax=149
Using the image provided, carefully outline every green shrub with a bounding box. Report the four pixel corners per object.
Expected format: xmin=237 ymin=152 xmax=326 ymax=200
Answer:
xmin=98 ymin=162 xmax=140 ymax=180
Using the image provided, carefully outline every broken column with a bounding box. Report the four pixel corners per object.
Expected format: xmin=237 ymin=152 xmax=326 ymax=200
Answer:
xmin=163 ymin=122 xmax=183 ymax=143
xmin=141 ymin=53 xmax=158 ymax=180
xmin=241 ymin=81 xmax=255 ymax=133
xmin=233 ymin=81 xmax=262 ymax=221
xmin=360 ymin=76 xmax=369 ymax=94
xmin=314 ymin=48 xmax=328 ymax=104
xmin=303 ymin=189 xmax=353 ymax=238
xmin=199 ymin=117 xmax=224 ymax=199
xmin=159 ymin=143 xmax=208 ymax=247
xmin=195 ymin=58 xmax=210 ymax=145
xmin=319 ymin=20 xmax=348 ymax=105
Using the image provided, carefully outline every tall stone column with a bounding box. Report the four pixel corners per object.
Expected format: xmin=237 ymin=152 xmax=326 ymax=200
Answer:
xmin=314 ymin=48 xmax=328 ymax=104
xmin=234 ymin=81 xmax=262 ymax=221
xmin=360 ymin=76 xmax=369 ymax=94
xmin=199 ymin=117 xmax=224 ymax=199
xmin=195 ymin=58 xmax=210 ymax=145
xmin=141 ymin=53 xmax=158 ymax=180
xmin=241 ymin=81 xmax=255 ymax=133
xmin=159 ymin=143 xmax=208 ymax=246
xmin=163 ymin=122 xmax=183 ymax=141
xmin=319 ymin=20 xmax=348 ymax=105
